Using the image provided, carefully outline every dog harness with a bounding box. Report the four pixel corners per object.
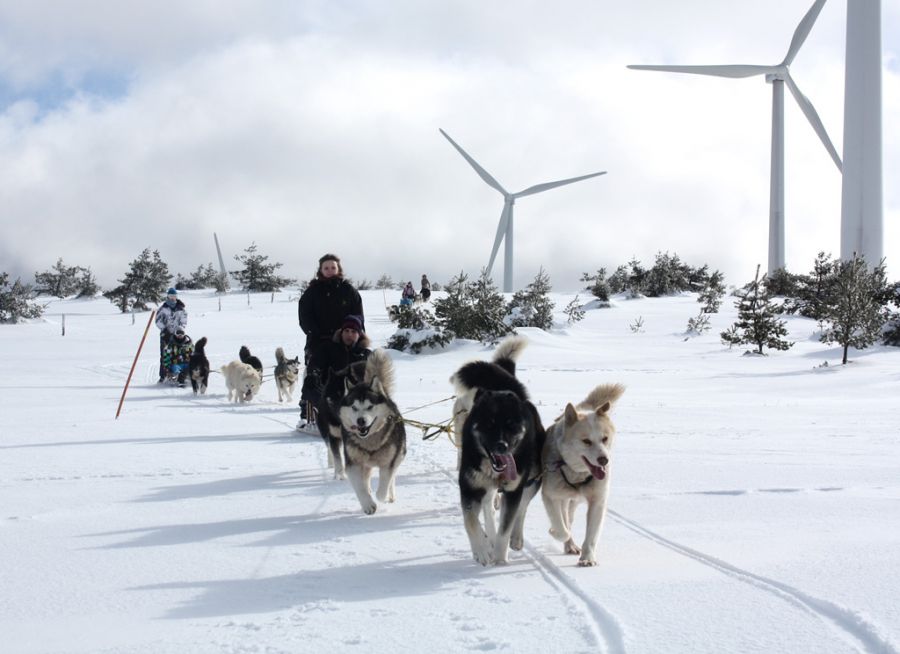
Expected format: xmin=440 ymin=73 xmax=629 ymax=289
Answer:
xmin=547 ymin=460 xmax=593 ymax=490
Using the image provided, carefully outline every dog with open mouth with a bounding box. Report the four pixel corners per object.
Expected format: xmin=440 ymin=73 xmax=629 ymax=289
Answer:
xmin=332 ymin=349 xmax=407 ymax=515
xmin=541 ymin=383 xmax=625 ymax=567
xmin=450 ymin=335 xmax=545 ymax=566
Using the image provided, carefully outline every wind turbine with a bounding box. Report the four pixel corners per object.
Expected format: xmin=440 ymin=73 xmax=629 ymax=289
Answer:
xmin=628 ymin=0 xmax=841 ymax=275
xmin=840 ymin=0 xmax=883 ymax=265
xmin=439 ymin=128 xmax=606 ymax=292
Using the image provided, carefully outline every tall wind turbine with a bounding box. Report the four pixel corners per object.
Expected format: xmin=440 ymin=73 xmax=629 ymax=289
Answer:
xmin=840 ymin=0 xmax=883 ymax=265
xmin=439 ymin=128 xmax=606 ymax=292
xmin=628 ymin=0 xmax=841 ymax=275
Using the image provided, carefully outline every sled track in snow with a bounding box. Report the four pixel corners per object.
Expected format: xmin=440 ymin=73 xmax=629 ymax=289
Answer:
xmin=425 ymin=462 xmax=624 ymax=654
xmin=609 ymin=510 xmax=898 ymax=654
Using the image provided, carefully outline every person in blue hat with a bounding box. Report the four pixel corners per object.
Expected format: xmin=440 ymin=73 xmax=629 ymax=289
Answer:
xmin=155 ymin=287 xmax=188 ymax=383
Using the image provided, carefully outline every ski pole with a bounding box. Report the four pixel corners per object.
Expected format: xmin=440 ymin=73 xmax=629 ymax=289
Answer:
xmin=116 ymin=308 xmax=157 ymax=419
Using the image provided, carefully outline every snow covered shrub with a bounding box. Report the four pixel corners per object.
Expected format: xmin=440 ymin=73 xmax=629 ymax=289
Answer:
xmin=563 ymin=296 xmax=586 ymax=324
xmin=104 ymin=248 xmax=172 ymax=312
xmin=580 ymin=269 xmax=610 ymax=303
xmin=629 ymin=316 xmax=644 ymax=333
xmin=507 ymin=268 xmax=554 ymax=330
xmin=34 ymin=258 xmax=82 ymax=298
xmin=0 ymin=273 xmax=43 ymax=323
xmin=429 ymin=270 xmax=513 ymax=346
xmin=780 ymin=252 xmax=836 ymax=320
xmin=882 ymin=281 xmax=900 ymax=347
xmin=175 ymin=263 xmax=222 ymax=290
xmin=375 ymin=274 xmax=394 ymax=290
xmin=686 ymin=312 xmax=711 ymax=336
xmin=643 ymin=251 xmax=692 ymax=297
xmin=819 ymin=255 xmax=889 ymax=364
xmin=720 ymin=265 xmax=792 ymax=355
xmin=386 ymin=304 xmax=442 ymax=353
xmin=697 ymin=270 xmax=726 ymax=313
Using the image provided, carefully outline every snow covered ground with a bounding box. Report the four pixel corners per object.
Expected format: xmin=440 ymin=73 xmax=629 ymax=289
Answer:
xmin=1 ymin=289 xmax=898 ymax=654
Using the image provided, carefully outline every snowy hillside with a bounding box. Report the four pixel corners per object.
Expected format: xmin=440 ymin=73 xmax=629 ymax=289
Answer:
xmin=1 ymin=290 xmax=897 ymax=654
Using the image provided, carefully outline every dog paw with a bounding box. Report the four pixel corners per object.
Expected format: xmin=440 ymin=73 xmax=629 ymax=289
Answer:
xmin=577 ymin=558 xmax=598 ymax=567
xmin=564 ymin=540 xmax=581 ymax=555
xmin=471 ymin=542 xmax=494 ymax=566
xmin=549 ymin=527 xmax=570 ymax=542
xmin=509 ymin=535 xmax=524 ymax=551
xmin=361 ymin=501 xmax=377 ymax=515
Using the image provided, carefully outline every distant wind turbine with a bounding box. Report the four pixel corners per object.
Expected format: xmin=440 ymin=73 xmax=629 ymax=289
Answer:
xmin=439 ymin=128 xmax=606 ymax=292
xmin=628 ymin=0 xmax=841 ymax=274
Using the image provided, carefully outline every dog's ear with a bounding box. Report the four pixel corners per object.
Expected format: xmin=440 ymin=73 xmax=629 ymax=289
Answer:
xmin=564 ymin=403 xmax=579 ymax=426
xmin=344 ymin=376 xmax=355 ymax=393
xmin=596 ymin=401 xmax=611 ymax=416
xmin=371 ymin=377 xmax=384 ymax=394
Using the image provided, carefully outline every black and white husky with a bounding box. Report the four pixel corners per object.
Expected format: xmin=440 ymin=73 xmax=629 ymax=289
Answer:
xmin=273 ymin=347 xmax=300 ymax=403
xmin=321 ymin=349 xmax=407 ymax=514
xmin=450 ymin=336 xmax=545 ymax=565
xmin=188 ymin=336 xmax=210 ymax=395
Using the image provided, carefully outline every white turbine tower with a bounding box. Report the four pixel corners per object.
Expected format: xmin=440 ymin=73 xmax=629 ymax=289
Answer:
xmin=628 ymin=0 xmax=841 ymax=275
xmin=840 ymin=0 xmax=883 ymax=265
xmin=439 ymin=129 xmax=606 ymax=292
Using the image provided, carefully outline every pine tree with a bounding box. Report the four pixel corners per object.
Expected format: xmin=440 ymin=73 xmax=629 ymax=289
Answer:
xmin=563 ymin=295 xmax=586 ymax=325
xmin=0 ymin=273 xmax=44 ymax=323
xmin=882 ymin=281 xmax=900 ymax=347
xmin=74 ymin=267 xmax=101 ymax=298
xmin=231 ymin=243 xmax=295 ymax=292
xmin=580 ymin=269 xmax=610 ymax=302
xmin=375 ymin=274 xmax=394 ymax=290
xmin=103 ymin=248 xmax=172 ymax=312
xmin=432 ymin=270 xmax=513 ymax=345
xmin=698 ymin=270 xmax=726 ymax=313
xmin=819 ymin=254 xmax=888 ymax=364
xmin=508 ymin=268 xmax=554 ymax=330
xmin=720 ymin=265 xmax=793 ymax=355
xmin=34 ymin=258 xmax=81 ymax=298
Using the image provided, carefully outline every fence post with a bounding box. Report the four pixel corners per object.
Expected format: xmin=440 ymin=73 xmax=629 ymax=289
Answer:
xmin=62 ymin=314 xmax=65 ymax=336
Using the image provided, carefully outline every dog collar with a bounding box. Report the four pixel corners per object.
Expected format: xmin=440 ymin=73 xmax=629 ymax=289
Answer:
xmin=552 ymin=461 xmax=592 ymax=489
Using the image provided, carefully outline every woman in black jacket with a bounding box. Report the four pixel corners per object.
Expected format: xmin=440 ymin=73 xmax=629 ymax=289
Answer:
xmin=297 ymin=253 xmax=364 ymax=424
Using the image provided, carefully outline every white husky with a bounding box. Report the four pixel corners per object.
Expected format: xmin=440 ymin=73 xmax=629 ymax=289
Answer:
xmin=541 ymin=384 xmax=625 ymax=567
xmin=220 ymin=361 xmax=262 ymax=403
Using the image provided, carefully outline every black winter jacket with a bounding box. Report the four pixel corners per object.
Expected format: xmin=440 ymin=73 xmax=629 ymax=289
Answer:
xmin=298 ymin=277 xmax=363 ymax=350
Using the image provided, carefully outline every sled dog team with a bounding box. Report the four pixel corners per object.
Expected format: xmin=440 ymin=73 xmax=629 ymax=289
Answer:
xmin=200 ymin=335 xmax=624 ymax=568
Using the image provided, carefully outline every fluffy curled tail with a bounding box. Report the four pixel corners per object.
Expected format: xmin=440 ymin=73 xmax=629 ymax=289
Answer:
xmin=578 ymin=384 xmax=626 ymax=412
xmin=194 ymin=336 xmax=208 ymax=354
xmin=365 ymin=349 xmax=396 ymax=397
xmin=492 ymin=335 xmax=528 ymax=376
xmin=275 ymin=346 xmax=285 ymax=364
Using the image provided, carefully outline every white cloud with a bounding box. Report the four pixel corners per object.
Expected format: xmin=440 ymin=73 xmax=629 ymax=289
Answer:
xmin=0 ymin=0 xmax=896 ymax=291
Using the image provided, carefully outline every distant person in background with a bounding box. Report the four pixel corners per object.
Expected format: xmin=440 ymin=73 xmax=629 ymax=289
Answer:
xmin=297 ymin=253 xmax=364 ymax=426
xmin=400 ymin=281 xmax=416 ymax=306
xmin=155 ymin=287 xmax=187 ymax=383
xmin=420 ymin=274 xmax=431 ymax=302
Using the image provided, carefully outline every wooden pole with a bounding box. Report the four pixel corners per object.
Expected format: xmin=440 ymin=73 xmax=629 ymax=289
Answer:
xmin=116 ymin=309 xmax=157 ymax=419
xmin=61 ymin=314 xmax=65 ymax=336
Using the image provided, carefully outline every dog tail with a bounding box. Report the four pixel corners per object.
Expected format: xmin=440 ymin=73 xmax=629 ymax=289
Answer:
xmin=239 ymin=345 xmax=251 ymax=362
xmin=275 ymin=346 xmax=285 ymax=364
xmin=195 ymin=336 xmax=207 ymax=353
xmin=492 ymin=335 xmax=528 ymax=376
xmin=365 ymin=349 xmax=395 ymax=397
xmin=578 ymin=384 xmax=625 ymax=412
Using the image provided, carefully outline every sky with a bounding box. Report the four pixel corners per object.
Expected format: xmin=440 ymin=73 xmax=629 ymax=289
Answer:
xmin=2 ymin=290 xmax=898 ymax=652
xmin=0 ymin=0 xmax=898 ymax=291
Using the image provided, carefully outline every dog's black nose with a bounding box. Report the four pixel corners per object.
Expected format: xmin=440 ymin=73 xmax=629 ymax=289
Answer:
xmin=357 ymin=417 xmax=367 ymax=427
xmin=597 ymin=456 xmax=609 ymax=467
xmin=495 ymin=441 xmax=509 ymax=454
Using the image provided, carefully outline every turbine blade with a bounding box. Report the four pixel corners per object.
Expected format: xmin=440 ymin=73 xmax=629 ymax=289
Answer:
xmin=514 ymin=171 xmax=607 ymax=198
xmin=784 ymin=74 xmax=842 ymax=172
xmin=439 ymin=129 xmax=507 ymax=195
xmin=783 ymin=0 xmax=827 ymax=66
xmin=627 ymin=64 xmax=774 ymax=79
xmin=487 ymin=203 xmax=511 ymax=275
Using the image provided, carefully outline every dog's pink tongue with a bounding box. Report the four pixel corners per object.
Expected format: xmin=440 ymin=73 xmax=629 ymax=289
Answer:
xmin=499 ymin=454 xmax=518 ymax=481
xmin=586 ymin=461 xmax=606 ymax=480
